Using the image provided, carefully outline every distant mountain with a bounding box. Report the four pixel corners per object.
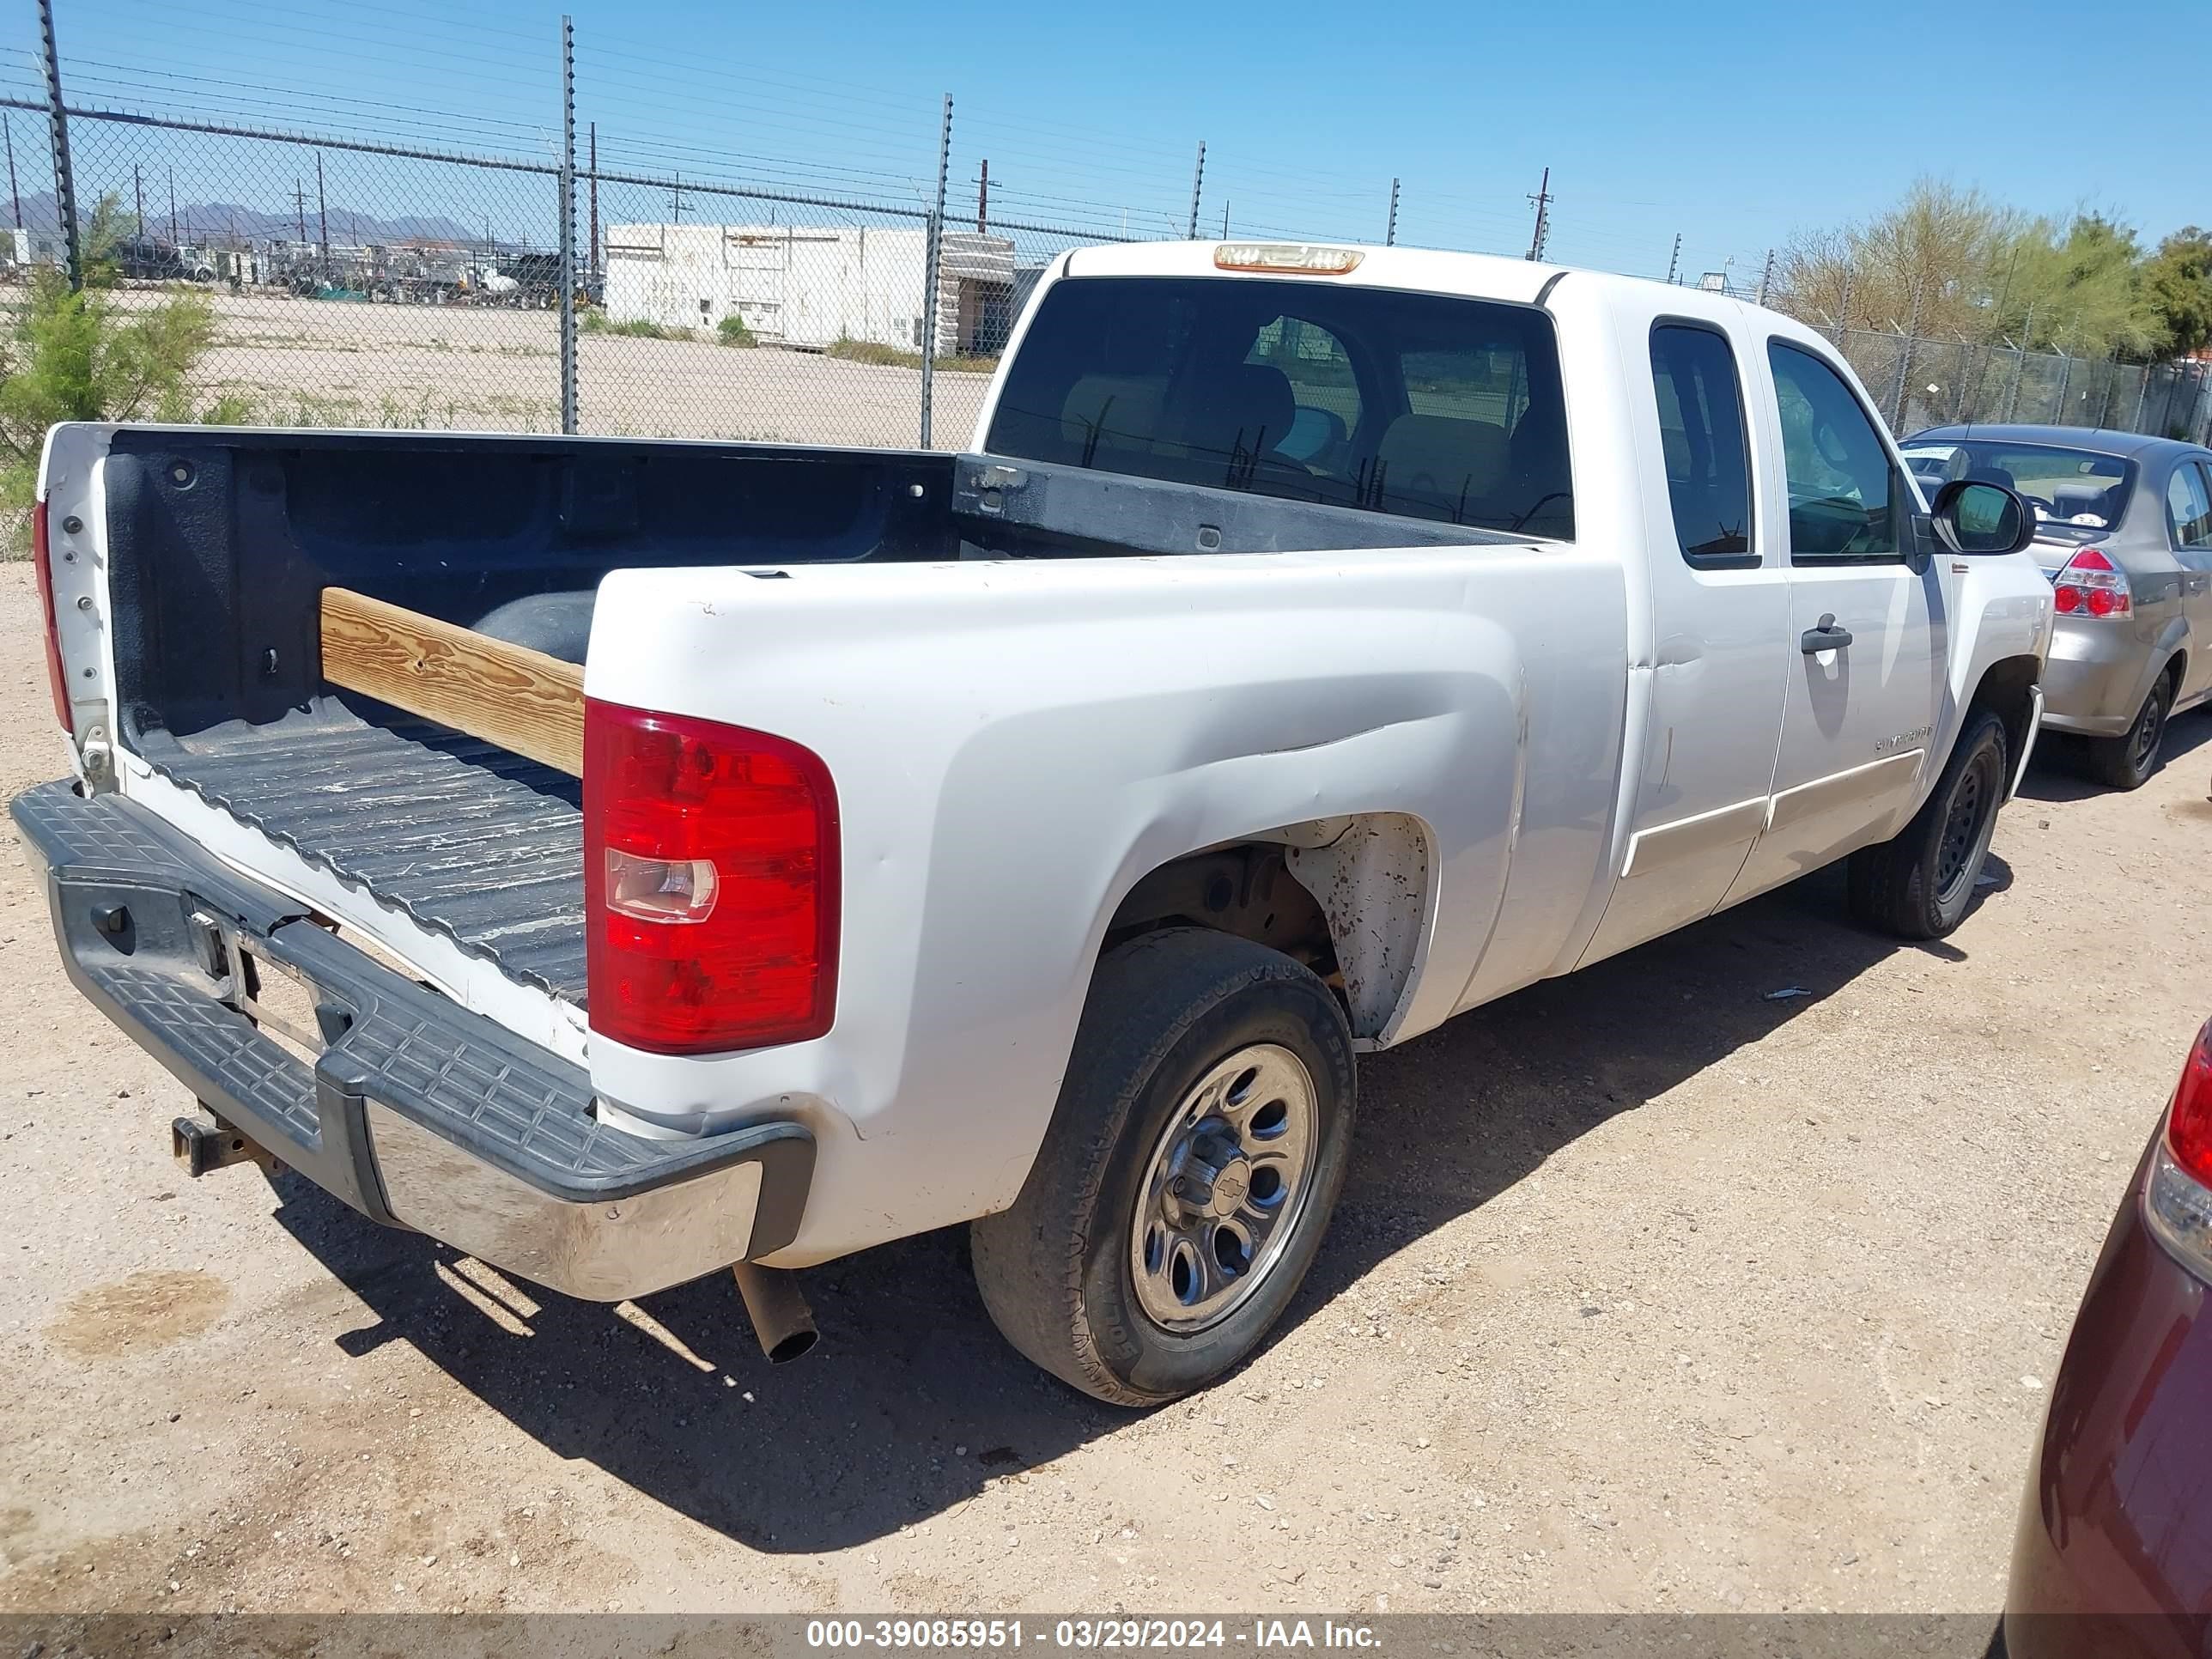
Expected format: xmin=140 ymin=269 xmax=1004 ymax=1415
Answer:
xmin=0 ymin=187 xmax=479 ymax=246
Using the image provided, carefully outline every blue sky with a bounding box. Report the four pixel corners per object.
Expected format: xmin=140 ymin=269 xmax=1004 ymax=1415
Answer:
xmin=4 ymin=0 xmax=2201 ymax=277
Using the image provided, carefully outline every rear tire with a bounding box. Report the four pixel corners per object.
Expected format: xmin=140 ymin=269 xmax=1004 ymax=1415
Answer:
xmin=1846 ymin=708 xmax=2008 ymax=940
xmin=971 ymin=927 xmax=1355 ymax=1407
xmin=2086 ymin=678 xmax=2171 ymax=791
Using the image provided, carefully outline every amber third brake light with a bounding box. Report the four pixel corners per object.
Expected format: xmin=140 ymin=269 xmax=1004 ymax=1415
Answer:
xmin=583 ymin=698 xmax=841 ymax=1055
xmin=1212 ymin=243 xmax=1364 ymax=275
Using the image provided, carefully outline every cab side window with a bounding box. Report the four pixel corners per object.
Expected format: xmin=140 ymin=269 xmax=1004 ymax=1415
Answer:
xmin=2169 ymin=461 xmax=2212 ymax=551
xmin=1650 ymin=323 xmax=1753 ymax=565
xmin=1767 ymin=342 xmax=1905 ymax=562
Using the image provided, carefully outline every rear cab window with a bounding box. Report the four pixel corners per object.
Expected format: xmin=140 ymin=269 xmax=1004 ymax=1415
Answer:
xmin=988 ymin=276 xmax=1574 ymax=538
xmin=1649 ymin=323 xmax=1753 ymax=566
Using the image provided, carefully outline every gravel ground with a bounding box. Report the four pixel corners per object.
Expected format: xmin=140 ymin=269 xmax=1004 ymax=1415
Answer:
xmin=110 ymin=287 xmax=990 ymax=447
xmin=0 ymin=559 xmax=2206 ymax=1620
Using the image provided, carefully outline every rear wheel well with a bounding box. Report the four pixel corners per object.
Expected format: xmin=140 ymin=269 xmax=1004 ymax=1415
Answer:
xmin=1105 ymin=814 xmax=1433 ymax=1042
xmin=2162 ymin=650 xmax=2188 ymax=699
xmin=1104 ymin=843 xmax=1341 ymax=990
xmin=1966 ymin=654 xmax=2043 ymax=773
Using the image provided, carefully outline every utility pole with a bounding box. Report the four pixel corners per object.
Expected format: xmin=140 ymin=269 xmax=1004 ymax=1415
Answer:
xmin=1386 ymin=177 xmax=1400 ymax=247
xmin=293 ymin=180 xmax=307 ymax=246
xmin=1221 ymin=201 xmax=1229 ymax=238
xmin=1665 ymin=232 xmax=1680 ymax=285
xmin=167 ymin=168 xmax=175 ymax=246
xmin=1187 ymin=140 xmax=1206 ymax=240
xmin=132 ymin=165 xmax=143 ymax=236
xmin=976 ymin=158 xmax=988 ymax=234
xmin=1755 ymin=247 xmax=1774 ymax=308
xmin=671 ymin=170 xmax=684 ymax=225
xmin=557 ymin=13 xmax=576 ymax=435
xmin=315 ymin=152 xmax=329 ymax=274
xmin=1525 ymin=166 xmax=1552 ymax=262
xmin=37 ymin=0 xmax=80 ymax=289
xmin=4 ymin=115 xmax=21 ymax=231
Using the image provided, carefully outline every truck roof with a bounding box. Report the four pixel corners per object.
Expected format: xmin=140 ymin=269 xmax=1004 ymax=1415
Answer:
xmin=1056 ymin=239 xmax=1762 ymax=327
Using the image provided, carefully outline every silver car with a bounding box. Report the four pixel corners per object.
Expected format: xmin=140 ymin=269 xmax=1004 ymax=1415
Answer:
xmin=1904 ymin=425 xmax=2212 ymax=788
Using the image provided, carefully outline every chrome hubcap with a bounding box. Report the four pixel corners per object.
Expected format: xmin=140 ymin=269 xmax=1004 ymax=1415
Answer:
xmin=1130 ymin=1043 xmax=1319 ymax=1333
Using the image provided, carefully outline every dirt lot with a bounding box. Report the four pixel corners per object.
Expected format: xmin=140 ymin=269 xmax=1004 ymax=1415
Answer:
xmin=119 ymin=288 xmax=988 ymax=447
xmin=0 ymin=559 xmax=2206 ymax=1620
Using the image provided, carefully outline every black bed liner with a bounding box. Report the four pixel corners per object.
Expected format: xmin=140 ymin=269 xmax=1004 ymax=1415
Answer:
xmin=138 ymin=698 xmax=586 ymax=1003
xmin=94 ymin=430 xmax=1522 ymax=1012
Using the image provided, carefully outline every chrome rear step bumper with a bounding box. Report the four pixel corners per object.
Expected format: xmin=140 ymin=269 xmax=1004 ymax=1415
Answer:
xmin=11 ymin=779 xmax=813 ymax=1301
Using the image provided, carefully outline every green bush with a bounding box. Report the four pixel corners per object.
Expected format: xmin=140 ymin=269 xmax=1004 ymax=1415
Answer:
xmin=717 ymin=314 xmax=756 ymax=348
xmin=827 ymin=334 xmax=913 ymax=367
xmin=580 ymin=310 xmax=693 ymax=341
xmin=0 ymin=269 xmax=222 ymax=555
xmin=826 ymin=335 xmax=997 ymax=373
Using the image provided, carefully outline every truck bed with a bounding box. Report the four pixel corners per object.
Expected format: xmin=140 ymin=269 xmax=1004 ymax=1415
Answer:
xmin=137 ymin=697 xmax=587 ymax=1000
xmin=91 ymin=427 xmax=1505 ymax=1012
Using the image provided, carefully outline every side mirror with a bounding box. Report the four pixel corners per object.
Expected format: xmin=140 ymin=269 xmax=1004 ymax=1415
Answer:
xmin=1929 ymin=477 xmax=2036 ymax=556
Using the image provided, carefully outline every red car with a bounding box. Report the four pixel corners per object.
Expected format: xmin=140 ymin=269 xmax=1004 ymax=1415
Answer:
xmin=2007 ymin=1016 xmax=2212 ymax=1656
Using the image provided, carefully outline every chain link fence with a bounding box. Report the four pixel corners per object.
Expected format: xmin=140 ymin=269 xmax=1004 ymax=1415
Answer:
xmin=0 ymin=92 xmax=1136 ymax=551
xmin=2 ymin=79 xmax=2206 ymax=556
xmin=1830 ymin=325 xmax=2212 ymax=445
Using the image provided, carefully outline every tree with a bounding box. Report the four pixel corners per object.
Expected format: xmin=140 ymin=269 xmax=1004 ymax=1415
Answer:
xmin=2142 ymin=228 xmax=2212 ymax=359
xmin=1777 ymin=179 xmax=2020 ymax=338
xmin=1776 ymin=180 xmax=2166 ymax=361
xmin=2006 ymin=213 xmax=2157 ymax=360
xmin=0 ymin=192 xmax=240 ymax=550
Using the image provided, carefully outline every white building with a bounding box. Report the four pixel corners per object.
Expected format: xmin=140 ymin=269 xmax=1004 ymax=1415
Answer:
xmin=602 ymin=222 xmax=1016 ymax=356
xmin=0 ymin=228 xmax=65 ymax=269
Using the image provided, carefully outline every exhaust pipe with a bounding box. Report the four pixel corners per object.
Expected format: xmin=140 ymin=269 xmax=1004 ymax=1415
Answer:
xmin=731 ymin=1262 xmax=818 ymax=1363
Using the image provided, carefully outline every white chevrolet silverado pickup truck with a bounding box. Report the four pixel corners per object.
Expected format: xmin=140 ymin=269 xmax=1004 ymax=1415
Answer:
xmin=17 ymin=240 xmax=2053 ymax=1403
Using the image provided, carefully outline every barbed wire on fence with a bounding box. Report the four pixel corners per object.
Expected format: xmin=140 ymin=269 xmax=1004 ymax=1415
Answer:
xmin=0 ymin=0 xmax=2205 ymax=562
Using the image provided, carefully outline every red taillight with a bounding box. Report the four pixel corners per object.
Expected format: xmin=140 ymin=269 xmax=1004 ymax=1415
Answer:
xmin=2052 ymin=546 xmax=2131 ymax=620
xmin=2147 ymin=1018 xmax=2212 ymax=1279
xmin=2165 ymin=1019 xmax=2212 ymax=1186
xmin=29 ymin=501 xmax=70 ymax=728
xmin=582 ymin=698 xmax=839 ymax=1054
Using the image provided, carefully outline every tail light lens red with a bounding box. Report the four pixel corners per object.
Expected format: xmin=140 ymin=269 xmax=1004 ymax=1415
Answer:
xmin=583 ymin=699 xmax=840 ymax=1055
xmin=2051 ymin=547 xmax=2131 ymax=619
xmin=2164 ymin=1019 xmax=2212 ymax=1185
xmin=2144 ymin=1018 xmax=2212 ymax=1281
xmin=29 ymin=500 xmax=71 ymax=728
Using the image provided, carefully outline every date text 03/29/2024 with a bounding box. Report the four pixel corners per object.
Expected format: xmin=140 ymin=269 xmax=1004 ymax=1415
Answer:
xmin=805 ymin=1620 xmax=1383 ymax=1650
